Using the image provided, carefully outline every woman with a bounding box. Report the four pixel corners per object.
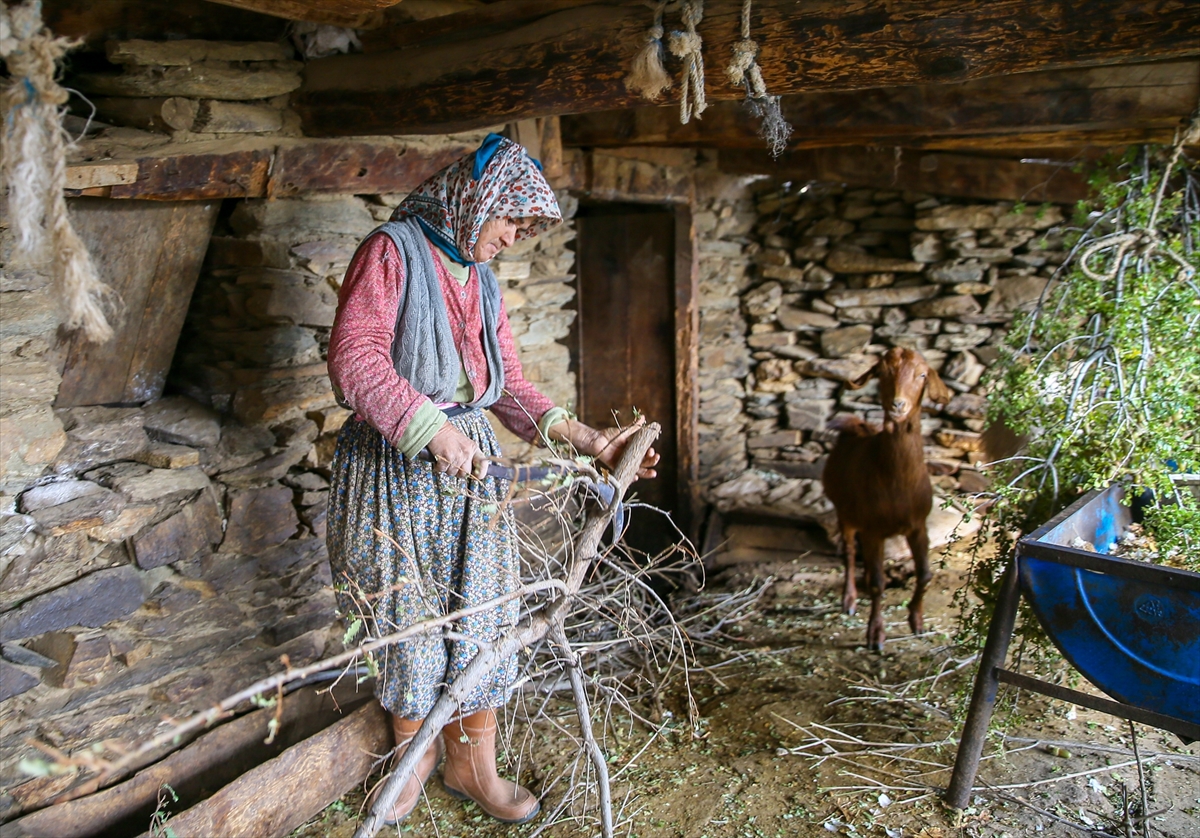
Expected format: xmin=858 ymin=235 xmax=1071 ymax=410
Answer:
xmin=326 ymin=134 xmax=657 ymax=826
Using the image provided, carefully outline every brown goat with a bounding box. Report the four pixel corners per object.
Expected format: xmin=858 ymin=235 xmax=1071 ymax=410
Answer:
xmin=821 ymin=347 xmax=952 ymax=651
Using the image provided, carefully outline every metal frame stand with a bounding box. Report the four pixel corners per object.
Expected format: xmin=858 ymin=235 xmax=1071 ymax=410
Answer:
xmin=946 ymin=557 xmax=1200 ymax=809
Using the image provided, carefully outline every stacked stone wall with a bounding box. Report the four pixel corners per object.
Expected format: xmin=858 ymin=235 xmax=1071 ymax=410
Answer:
xmin=708 ymin=182 xmax=1067 ymax=521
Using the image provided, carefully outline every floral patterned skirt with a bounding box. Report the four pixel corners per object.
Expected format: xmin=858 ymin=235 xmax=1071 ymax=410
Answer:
xmin=326 ymin=411 xmax=520 ymax=719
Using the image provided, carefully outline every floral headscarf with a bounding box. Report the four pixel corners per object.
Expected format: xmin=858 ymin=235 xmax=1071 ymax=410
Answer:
xmin=392 ymin=133 xmax=562 ymax=265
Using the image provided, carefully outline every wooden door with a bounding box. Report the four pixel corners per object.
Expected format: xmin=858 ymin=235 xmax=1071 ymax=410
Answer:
xmin=55 ymin=198 xmax=219 ymax=407
xmin=575 ymin=204 xmax=680 ymax=556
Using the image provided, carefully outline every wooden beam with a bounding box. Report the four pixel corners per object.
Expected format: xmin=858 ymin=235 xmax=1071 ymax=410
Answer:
xmin=719 ymin=147 xmax=1092 ymax=204
xmin=562 ymin=60 xmax=1200 ymax=150
xmin=201 ymin=0 xmax=399 ymax=27
xmin=42 ymin=1 xmax=290 ymax=51
xmin=63 ymin=137 xmax=482 ymax=201
xmin=294 ymin=0 xmax=1200 ymax=136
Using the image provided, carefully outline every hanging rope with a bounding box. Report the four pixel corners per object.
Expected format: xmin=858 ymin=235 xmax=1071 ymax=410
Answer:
xmin=1 ymin=0 xmax=116 ymax=343
xmin=624 ymin=1 xmax=672 ymax=101
xmin=725 ymin=0 xmax=791 ymax=156
xmin=667 ymin=0 xmax=707 ymax=124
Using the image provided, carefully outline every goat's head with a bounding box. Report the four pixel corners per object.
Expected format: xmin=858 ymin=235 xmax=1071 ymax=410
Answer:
xmin=850 ymin=347 xmax=952 ymax=427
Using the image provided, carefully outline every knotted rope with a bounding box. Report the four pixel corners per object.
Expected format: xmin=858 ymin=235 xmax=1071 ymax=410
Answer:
xmin=725 ymin=0 xmax=791 ymax=157
xmin=667 ymin=0 xmax=706 ymax=124
xmin=1076 ymin=107 xmax=1200 ymax=285
xmin=624 ymin=1 xmax=672 ymax=101
xmin=1 ymin=0 xmax=115 ymax=343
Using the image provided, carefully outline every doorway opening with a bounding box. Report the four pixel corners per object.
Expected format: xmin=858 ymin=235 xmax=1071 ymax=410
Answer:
xmin=573 ymin=201 xmax=695 ymax=558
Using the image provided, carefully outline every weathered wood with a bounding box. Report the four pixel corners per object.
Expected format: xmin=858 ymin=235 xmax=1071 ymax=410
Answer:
xmin=295 ymin=0 xmax=1200 ymax=136
xmin=55 ymin=200 xmax=219 ymax=407
xmin=674 ymin=204 xmax=700 ymax=542
xmin=0 ymin=684 xmax=374 ymax=838
xmin=63 ymin=160 xmax=139 ymax=190
xmin=152 ymin=701 xmax=389 ymax=838
xmin=76 ymin=62 xmax=302 ymax=101
xmin=43 ymin=1 xmax=291 ymax=50
xmin=562 ymin=60 xmax=1200 ymax=150
xmin=201 ymin=0 xmax=396 ymax=27
xmin=268 ymin=139 xmax=475 ymax=196
xmin=109 ymin=149 xmax=274 ymax=200
xmin=105 ymin=39 xmax=292 ymax=66
xmin=720 ymin=147 xmax=1092 ymax=204
xmin=91 ymin=97 xmax=198 ymax=132
xmin=194 ymin=100 xmax=285 ymax=134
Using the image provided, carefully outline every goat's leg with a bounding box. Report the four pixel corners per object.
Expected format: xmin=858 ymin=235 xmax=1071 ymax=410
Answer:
xmin=839 ymin=522 xmax=858 ymax=615
xmin=906 ymin=527 xmax=932 ymax=636
xmin=861 ymin=533 xmax=886 ymax=651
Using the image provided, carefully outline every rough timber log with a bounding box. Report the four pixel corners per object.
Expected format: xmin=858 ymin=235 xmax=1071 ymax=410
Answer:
xmin=719 ymin=147 xmax=1092 ymax=204
xmin=295 ymin=0 xmax=1200 ymax=136
xmin=202 ymin=0 xmax=400 ymax=27
xmin=562 ymin=60 xmax=1200 ymax=151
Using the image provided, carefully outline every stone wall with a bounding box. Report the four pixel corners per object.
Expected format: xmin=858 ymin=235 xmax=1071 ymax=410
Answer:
xmin=707 ymin=182 xmax=1066 ymax=522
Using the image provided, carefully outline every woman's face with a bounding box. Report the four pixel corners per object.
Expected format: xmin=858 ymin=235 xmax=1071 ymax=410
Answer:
xmin=472 ymin=216 xmax=534 ymax=262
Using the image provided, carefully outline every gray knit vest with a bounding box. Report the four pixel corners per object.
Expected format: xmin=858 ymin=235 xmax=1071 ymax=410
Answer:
xmin=371 ymin=219 xmax=505 ymax=408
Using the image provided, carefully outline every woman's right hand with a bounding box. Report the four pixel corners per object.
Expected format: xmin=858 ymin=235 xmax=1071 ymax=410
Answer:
xmin=426 ymin=422 xmax=488 ymax=479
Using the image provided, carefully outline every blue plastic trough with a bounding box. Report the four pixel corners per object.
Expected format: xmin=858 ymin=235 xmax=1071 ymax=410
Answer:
xmin=946 ymin=485 xmax=1200 ymax=808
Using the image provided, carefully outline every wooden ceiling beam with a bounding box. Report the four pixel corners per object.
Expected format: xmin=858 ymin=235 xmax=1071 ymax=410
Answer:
xmin=294 ymin=0 xmax=1200 ymax=137
xmin=562 ymin=61 xmax=1199 ymax=151
xmin=719 ymin=147 xmax=1092 ymax=205
xmin=201 ymin=0 xmax=399 ymax=27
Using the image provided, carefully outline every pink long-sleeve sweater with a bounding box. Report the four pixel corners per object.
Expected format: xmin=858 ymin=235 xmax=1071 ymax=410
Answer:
xmin=327 ymin=232 xmax=557 ymax=452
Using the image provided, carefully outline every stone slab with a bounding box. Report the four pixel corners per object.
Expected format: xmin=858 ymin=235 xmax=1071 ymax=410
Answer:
xmin=221 ymin=486 xmax=298 ymax=555
xmin=0 ymin=659 xmax=38 ymax=702
xmin=824 ymin=285 xmax=938 ymax=308
xmin=0 ymin=566 xmax=145 ymax=642
xmin=142 ymin=397 xmax=221 ymax=448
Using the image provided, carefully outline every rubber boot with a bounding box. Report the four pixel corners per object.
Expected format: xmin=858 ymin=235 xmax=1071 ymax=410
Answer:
xmin=366 ymin=714 xmax=443 ymax=825
xmin=442 ymin=710 xmax=540 ymax=824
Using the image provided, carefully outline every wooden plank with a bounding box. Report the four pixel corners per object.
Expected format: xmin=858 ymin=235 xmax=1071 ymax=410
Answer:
xmin=153 ymin=701 xmax=389 ymax=838
xmin=2 ymin=684 xmax=374 ymax=838
xmin=201 ymin=0 xmax=397 ymax=27
xmin=109 ymin=149 xmax=273 ymax=201
xmin=562 ymin=60 xmax=1200 ymax=150
xmin=63 ymin=161 xmax=139 ymax=190
xmin=105 ymin=39 xmax=292 ymax=66
xmin=43 ymin=1 xmax=291 ymax=51
xmin=76 ymin=64 xmax=302 ymax=101
xmin=267 ymin=139 xmax=475 ymax=197
xmin=295 ymin=0 xmax=1200 ymax=136
xmin=55 ymin=200 xmax=219 ymax=407
xmin=719 ymin=147 xmax=1092 ymax=204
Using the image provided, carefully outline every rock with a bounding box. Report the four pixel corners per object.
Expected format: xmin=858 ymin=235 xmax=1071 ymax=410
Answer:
xmin=864 ymin=273 xmax=894 ymax=288
xmin=218 ymin=443 xmax=309 ymax=487
xmin=841 ymin=202 xmax=875 ymax=221
xmin=228 ymin=325 xmax=322 ymax=368
xmin=801 ymin=354 xmax=877 ymax=384
xmin=137 ymin=442 xmax=201 ymax=469
xmin=772 ymin=344 xmax=820 ymax=361
xmin=944 ymin=393 xmax=988 ymax=419
xmin=710 ymin=471 xmax=771 ymax=509
xmin=0 ymin=358 xmax=61 ymax=414
xmin=806 ymin=218 xmax=855 ymax=238
xmin=825 ymin=250 xmax=924 ymax=274
xmin=230 ymin=197 xmax=375 ymax=239
xmin=951 ymin=282 xmax=993 ymax=296
xmin=821 ymin=325 xmax=874 ymax=358
xmin=929 ymin=260 xmax=986 ymax=284
xmin=83 ymin=503 xmax=162 ymax=543
xmin=1 ymin=641 xmax=58 ymax=669
xmin=29 ymin=486 xmax=126 ymax=535
xmin=984 ymin=276 xmax=1055 ymax=316
xmin=934 ymin=325 xmax=992 ymax=351
xmin=133 ymin=494 xmax=222 ymax=569
xmin=754 ymin=248 xmax=791 ymax=267
xmin=910 ymin=232 xmax=944 ymax=263
xmin=909 ymin=295 xmax=982 ymax=318
xmin=825 ymin=285 xmax=938 ymax=308
xmin=793 ymin=244 xmax=829 ymax=262
xmin=0 ymin=659 xmax=38 ymax=702
xmin=307 ymin=406 xmax=352 ymax=435
xmin=859 ymin=216 xmax=914 ymax=232
xmin=957 ymin=468 xmax=991 ymax=493
xmin=743 ymin=282 xmax=783 ymax=317
xmin=760 ymin=265 xmax=806 ymax=284
xmin=916 ymin=204 xmax=1064 ymax=231
xmin=94 ymin=464 xmax=211 ymax=504
xmin=0 ymin=565 xmax=146 ymax=641
xmin=937 ymin=429 xmax=984 ymax=452
xmin=273 ymin=417 xmax=319 ymax=447
xmin=143 ymin=397 xmax=221 ymax=448
xmin=837 ymin=306 xmax=882 ymax=324
xmin=299 ymin=499 xmax=327 ymax=539
xmin=747 ymin=431 xmax=803 ymax=449
xmin=943 ymin=351 xmax=987 ymax=387
xmin=18 ymin=480 xmax=104 ymax=513
xmin=222 ymin=486 xmax=298 ymax=555
xmin=241 ymin=271 xmax=338 ymax=328
xmin=746 ymin=332 xmax=796 ymax=350
xmin=0 ymin=406 xmax=67 ymax=492
xmin=786 ymin=399 xmax=836 ymax=431
xmin=231 ymin=375 xmax=337 ymax=427
xmin=53 ymin=406 xmax=149 ymax=473
xmin=777 ymin=307 xmax=838 ymax=331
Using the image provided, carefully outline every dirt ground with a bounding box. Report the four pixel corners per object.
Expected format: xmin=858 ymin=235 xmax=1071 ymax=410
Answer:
xmin=291 ymin=522 xmax=1200 ymax=838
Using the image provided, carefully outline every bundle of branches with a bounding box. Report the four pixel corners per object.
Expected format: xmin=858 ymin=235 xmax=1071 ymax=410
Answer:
xmin=961 ymin=119 xmax=1200 ymax=655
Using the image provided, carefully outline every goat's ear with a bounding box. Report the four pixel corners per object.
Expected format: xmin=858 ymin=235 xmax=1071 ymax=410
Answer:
xmin=925 ymin=366 xmax=952 ymax=405
xmin=846 ymin=360 xmax=880 ymax=390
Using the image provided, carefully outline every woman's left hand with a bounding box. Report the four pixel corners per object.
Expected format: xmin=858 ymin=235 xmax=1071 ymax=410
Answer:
xmin=549 ymin=416 xmax=660 ymax=480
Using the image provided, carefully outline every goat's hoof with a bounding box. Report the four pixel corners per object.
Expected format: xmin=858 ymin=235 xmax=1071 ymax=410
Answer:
xmin=909 ymin=613 xmax=926 ymax=636
xmin=866 ymin=627 xmax=886 ymax=652
xmin=841 ymin=593 xmax=858 ymax=615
